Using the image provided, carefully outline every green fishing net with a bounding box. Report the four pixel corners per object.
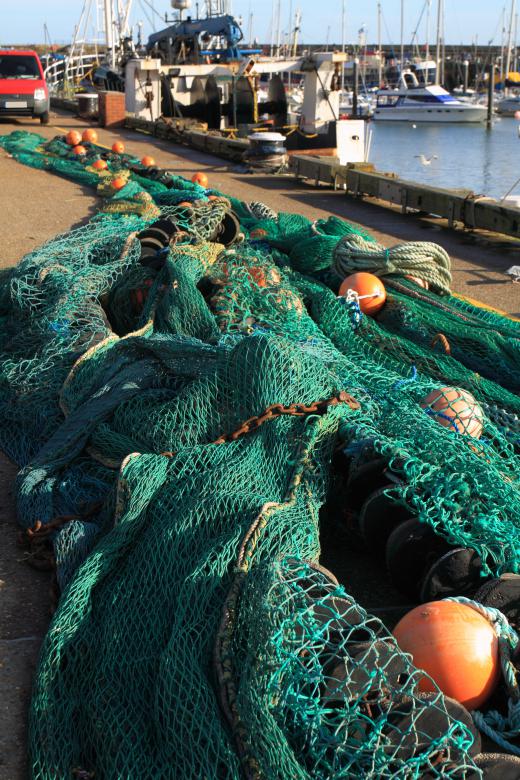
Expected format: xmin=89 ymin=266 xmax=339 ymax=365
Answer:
xmin=0 ymin=130 xmax=519 ymax=778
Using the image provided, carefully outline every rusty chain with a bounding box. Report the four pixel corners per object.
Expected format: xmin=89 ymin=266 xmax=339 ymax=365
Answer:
xmin=161 ymin=391 xmax=359 ymax=457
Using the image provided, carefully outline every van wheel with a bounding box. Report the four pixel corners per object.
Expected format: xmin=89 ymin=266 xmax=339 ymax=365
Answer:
xmin=39 ymin=112 xmax=50 ymax=125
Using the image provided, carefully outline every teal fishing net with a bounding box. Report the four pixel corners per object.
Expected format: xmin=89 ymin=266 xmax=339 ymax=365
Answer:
xmin=0 ymin=130 xmax=519 ymax=778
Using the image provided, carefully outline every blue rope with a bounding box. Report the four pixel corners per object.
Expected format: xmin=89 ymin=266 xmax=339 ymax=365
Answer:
xmin=393 ymin=366 xmax=418 ymax=390
xmin=446 ymin=596 xmax=520 ymax=755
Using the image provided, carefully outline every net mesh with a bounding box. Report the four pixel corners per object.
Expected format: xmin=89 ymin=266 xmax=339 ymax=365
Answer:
xmin=0 ymin=130 xmax=519 ymax=778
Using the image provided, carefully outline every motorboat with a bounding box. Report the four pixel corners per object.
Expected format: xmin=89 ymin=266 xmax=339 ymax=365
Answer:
xmin=339 ymin=91 xmax=374 ymax=119
xmin=496 ymin=95 xmax=520 ymax=116
xmin=373 ymin=71 xmax=487 ymax=123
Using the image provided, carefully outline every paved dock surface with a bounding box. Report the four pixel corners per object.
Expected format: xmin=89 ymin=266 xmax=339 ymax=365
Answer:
xmin=0 ymin=110 xmax=518 ymax=779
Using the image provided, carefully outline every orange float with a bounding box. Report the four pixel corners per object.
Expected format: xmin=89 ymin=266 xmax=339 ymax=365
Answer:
xmin=405 ymin=275 xmax=429 ymax=289
xmin=72 ymin=145 xmax=87 ymax=155
xmin=65 ymin=130 xmax=82 ymax=146
xmin=82 ymin=128 xmax=98 ymax=144
xmin=112 ymin=141 xmax=125 ymax=154
xmin=141 ymin=155 xmax=156 ymax=166
xmin=420 ymin=386 xmax=484 ymax=438
xmin=191 ymin=172 xmax=208 ymax=188
xmin=393 ymin=600 xmax=500 ymax=710
xmin=92 ymin=158 xmax=108 ymax=171
xmin=338 ymin=272 xmax=386 ymax=316
xmin=111 ymin=177 xmax=127 ymax=191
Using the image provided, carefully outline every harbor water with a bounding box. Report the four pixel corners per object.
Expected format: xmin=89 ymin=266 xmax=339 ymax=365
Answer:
xmin=368 ymin=116 xmax=520 ymax=201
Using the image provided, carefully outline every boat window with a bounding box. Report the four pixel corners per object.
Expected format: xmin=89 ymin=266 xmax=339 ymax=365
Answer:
xmin=0 ymin=55 xmax=40 ymax=79
xmin=377 ymin=95 xmax=400 ymax=107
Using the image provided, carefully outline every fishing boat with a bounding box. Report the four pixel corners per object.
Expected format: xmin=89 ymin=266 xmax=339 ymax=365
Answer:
xmin=373 ymin=72 xmax=487 ymax=123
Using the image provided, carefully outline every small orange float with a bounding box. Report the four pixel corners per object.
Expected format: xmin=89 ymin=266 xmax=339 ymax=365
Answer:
xmin=405 ymin=275 xmax=429 ymax=289
xmin=111 ymin=177 xmax=127 ymax=191
xmin=72 ymin=145 xmax=87 ymax=156
xmin=112 ymin=141 xmax=125 ymax=154
xmin=82 ymin=128 xmax=98 ymax=144
xmin=393 ymin=600 xmax=500 ymax=710
xmin=191 ymin=172 xmax=208 ymax=188
xmin=92 ymin=159 xmax=108 ymax=171
xmin=420 ymin=386 xmax=484 ymax=438
xmin=65 ymin=130 xmax=82 ymax=146
xmin=141 ymin=155 xmax=156 ymax=166
xmin=338 ymin=272 xmax=386 ymax=316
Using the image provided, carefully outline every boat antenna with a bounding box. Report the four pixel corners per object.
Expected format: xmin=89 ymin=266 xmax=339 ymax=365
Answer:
xmin=435 ymin=0 xmax=442 ymax=84
xmin=425 ymin=0 xmax=431 ymax=61
xmin=505 ymin=0 xmax=517 ymax=92
xmin=341 ymin=0 xmax=346 ymax=90
xmin=400 ymin=0 xmax=404 ymax=72
xmin=377 ymin=2 xmax=382 ymax=86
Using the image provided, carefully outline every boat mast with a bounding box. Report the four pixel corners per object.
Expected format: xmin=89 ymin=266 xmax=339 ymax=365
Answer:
xmin=400 ymin=0 xmax=404 ymax=72
xmin=425 ymin=0 xmax=431 ymax=61
xmin=104 ymin=0 xmax=115 ymax=68
xmin=275 ymin=0 xmax=282 ymax=56
xmin=500 ymin=5 xmax=506 ymax=81
xmin=377 ymin=2 xmax=382 ymax=86
xmin=505 ymin=0 xmax=517 ymax=90
xmin=341 ymin=0 xmax=346 ymax=90
xmin=292 ymin=9 xmax=301 ymax=57
xmin=435 ymin=0 xmax=442 ymax=84
xmin=270 ymin=0 xmax=275 ymax=56
xmin=514 ymin=11 xmax=519 ymax=72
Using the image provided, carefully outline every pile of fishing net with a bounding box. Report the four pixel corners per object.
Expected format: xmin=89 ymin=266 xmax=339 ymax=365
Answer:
xmin=0 ymin=130 xmax=519 ymax=778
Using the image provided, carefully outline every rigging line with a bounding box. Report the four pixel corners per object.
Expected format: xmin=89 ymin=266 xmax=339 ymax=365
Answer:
xmin=381 ymin=8 xmax=394 ymax=48
xmin=410 ymin=0 xmax=427 ymax=49
xmin=138 ymin=0 xmax=155 ymax=31
xmin=140 ymin=0 xmax=164 ymax=21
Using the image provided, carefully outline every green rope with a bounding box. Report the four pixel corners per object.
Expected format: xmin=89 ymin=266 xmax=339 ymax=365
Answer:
xmin=333 ymin=234 xmax=452 ymax=295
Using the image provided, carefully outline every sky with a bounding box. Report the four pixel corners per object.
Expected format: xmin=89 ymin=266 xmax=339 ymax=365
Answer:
xmin=0 ymin=0 xmax=513 ymax=47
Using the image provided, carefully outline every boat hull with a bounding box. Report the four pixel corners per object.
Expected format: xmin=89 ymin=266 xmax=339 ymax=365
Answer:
xmin=373 ymin=106 xmax=487 ymax=123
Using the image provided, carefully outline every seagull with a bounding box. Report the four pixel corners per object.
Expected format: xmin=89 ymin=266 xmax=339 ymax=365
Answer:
xmin=506 ymin=265 xmax=520 ymax=282
xmin=412 ymin=123 xmax=417 ymax=128
xmin=415 ymin=154 xmax=438 ymax=166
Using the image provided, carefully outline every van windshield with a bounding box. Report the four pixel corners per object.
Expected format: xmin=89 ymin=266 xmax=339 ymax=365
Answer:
xmin=0 ymin=55 xmax=40 ymax=79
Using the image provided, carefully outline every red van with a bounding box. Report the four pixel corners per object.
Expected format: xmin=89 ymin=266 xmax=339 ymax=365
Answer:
xmin=0 ymin=49 xmax=49 ymax=124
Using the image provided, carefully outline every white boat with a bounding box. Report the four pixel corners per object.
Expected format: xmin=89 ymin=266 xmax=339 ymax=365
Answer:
xmin=496 ymin=95 xmax=520 ymax=116
xmin=373 ymin=72 xmax=487 ymax=124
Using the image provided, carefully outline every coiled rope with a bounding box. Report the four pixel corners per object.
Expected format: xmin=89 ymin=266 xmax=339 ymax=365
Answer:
xmin=446 ymin=596 xmax=520 ymax=756
xmin=333 ymin=234 xmax=452 ymax=295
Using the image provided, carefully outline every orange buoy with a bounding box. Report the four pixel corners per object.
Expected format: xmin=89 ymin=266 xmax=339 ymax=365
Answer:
xmin=177 ymin=201 xmax=194 ymax=208
xmin=65 ymin=130 xmax=82 ymax=146
xmin=405 ymin=275 xmax=429 ymax=289
xmin=191 ymin=172 xmax=208 ymax=188
xmin=393 ymin=600 xmax=500 ymax=710
xmin=112 ymin=141 xmax=125 ymax=154
xmin=141 ymin=155 xmax=156 ymax=166
xmin=92 ymin=158 xmax=108 ymax=171
xmin=111 ymin=177 xmax=127 ymax=191
xmin=82 ymin=128 xmax=98 ymax=144
xmin=338 ymin=272 xmax=386 ymax=316
xmin=207 ymin=194 xmax=219 ymax=201
xmin=72 ymin=145 xmax=87 ymax=156
xmin=420 ymin=386 xmax=484 ymax=438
